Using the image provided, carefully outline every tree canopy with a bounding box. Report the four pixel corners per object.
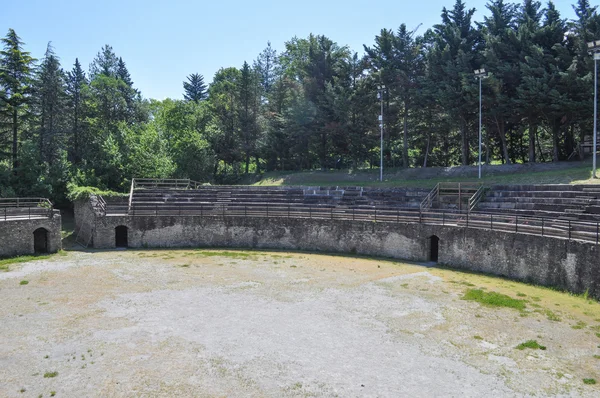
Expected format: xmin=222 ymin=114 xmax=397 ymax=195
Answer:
xmin=1 ymin=0 xmax=599 ymax=204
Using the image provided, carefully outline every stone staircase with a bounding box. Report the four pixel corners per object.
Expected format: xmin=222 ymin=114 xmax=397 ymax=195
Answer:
xmin=475 ymin=184 xmax=600 ymax=222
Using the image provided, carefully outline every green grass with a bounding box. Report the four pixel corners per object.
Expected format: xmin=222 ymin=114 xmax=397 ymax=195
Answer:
xmin=473 ymin=335 xmax=483 ymax=340
xmin=19 ymin=280 xmax=29 ymax=285
xmin=194 ymin=250 xmax=254 ymax=259
xmin=462 ymin=289 xmax=526 ymax=311
xmin=572 ymin=321 xmax=587 ymax=330
xmin=516 ymin=340 xmax=547 ymax=350
xmin=43 ymin=371 xmax=58 ymax=378
xmin=583 ymin=378 xmax=597 ymax=385
xmin=0 ymin=254 xmax=55 ymax=271
xmin=253 ymin=162 xmax=596 ymax=189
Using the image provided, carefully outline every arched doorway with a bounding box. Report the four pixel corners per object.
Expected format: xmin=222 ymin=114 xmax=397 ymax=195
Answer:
xmin=33 ymin=228 xmax=48 ymax=254
xmin=429 ymin=235 xmax=439 ymax=262
xmin=115 ymin=226 xmax=128 ymax=248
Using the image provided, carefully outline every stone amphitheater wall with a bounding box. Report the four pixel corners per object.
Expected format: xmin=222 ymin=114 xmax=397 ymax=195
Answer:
xmin=90 ymin=214 xmax=600 ymax=298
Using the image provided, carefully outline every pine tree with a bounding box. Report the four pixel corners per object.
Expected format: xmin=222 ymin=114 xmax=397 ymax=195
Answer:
xmin=183 ymin=73 xmax=207 ymax=102
xmin=66 ymin=58 xmax=88 ymax=164
xmin=89 ymin=45 xmax=118 ymax=78
xmin=35 ymin=43 xmax=67 ymax=164
xmin=0 ymin=29 xmax=35 ymax=170
xmin=254 ymin=42 xmax=278 ymax=96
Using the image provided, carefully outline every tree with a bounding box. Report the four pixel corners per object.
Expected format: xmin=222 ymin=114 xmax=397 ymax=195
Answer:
xmin=183 ymin=73 xmax=207 ymax=102
xmin=89 ymin=45 xmax=118 ymax=78
xmin=0 ymin=29 xmax=35 ymax=170
xmin=35 ymin=43 xmax=67 ymax=164
xmin=66 ymin=58 xmax=89 ymax=164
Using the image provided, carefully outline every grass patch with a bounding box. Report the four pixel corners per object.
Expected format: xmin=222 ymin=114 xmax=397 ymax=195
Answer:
xmin=462 ymin=289 xmax=526 ymax=311
xmin=572 ymin=321 xmax=587 ymax=330
xmin=516 ymin=340 xmax=546 ymax=350
xmin=178 ymin=264 xmax=191 ymax=268
xmin=0 ymin=254 xmax=54 ymax=271
xmin=583 ymin=378 xmax=597 ymax=385
xmin=194 ymin=250 xmax=254 ymax=259
xmin=19 ymin=280 xmax=29 ymax=285
xmin=516 ymin=292 xmax=527 ymax=297
xmin=43 ymin=371 xmax=58 ymax=378
xmin=544 ymin=310 xmax=561 ymax=322
xmin=473 ymin=335 xmax=483 ymax=340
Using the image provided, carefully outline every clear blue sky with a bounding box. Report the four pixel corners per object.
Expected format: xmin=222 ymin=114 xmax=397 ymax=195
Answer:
xmin=1 ymin=0 xmax=577 ymax=100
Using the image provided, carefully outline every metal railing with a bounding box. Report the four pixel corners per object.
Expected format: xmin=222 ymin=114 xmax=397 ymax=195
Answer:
xmin=102 ymin=201 xmax=600 ymax=245
xmin=468 ymin=185 xmax=488 ymax=212
xmin=0 ymin=198 xmax=54 ymax=221
xmin=420 ymin=183 xmax=440 ymax=211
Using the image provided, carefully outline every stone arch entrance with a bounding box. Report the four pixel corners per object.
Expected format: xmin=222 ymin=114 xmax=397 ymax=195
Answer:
xmin=429 ymin=235 xmax=439 ymax=262
xmin=33 ymin=228 xmax=48 ymax=254
xmin=115 ymin=226 xmax=129 ymax=248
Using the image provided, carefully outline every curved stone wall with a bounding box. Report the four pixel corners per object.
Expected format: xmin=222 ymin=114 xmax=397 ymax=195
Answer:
xmin=90 ymin=214 xmax=600 ymax=298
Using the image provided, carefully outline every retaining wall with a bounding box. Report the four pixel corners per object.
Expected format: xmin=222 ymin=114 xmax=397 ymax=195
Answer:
xmin=91 ymin=215 xmax=600 ymax=298
xmin=0 ymin=211 xmax=62 ymax=257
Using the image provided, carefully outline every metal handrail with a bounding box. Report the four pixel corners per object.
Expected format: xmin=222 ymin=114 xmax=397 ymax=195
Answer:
xmin=468 ymin=185 xmax=488 ymax=212
xmin=420 ymin=183 xmax=440 ymax=211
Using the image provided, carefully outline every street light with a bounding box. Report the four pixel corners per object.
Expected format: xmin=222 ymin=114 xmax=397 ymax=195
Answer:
xmin=588 ymin=40 xmax=600 ymax=178
xmin=377 ymin=85 xmax=387 ymax=182
xmin=474 ymin=69 xmax=488 ymax=179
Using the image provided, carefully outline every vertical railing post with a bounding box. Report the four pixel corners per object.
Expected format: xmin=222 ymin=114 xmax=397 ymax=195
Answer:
xmin=490 ymin=214 xmax=493 ymax=230
xmin=375 ymin=209 xmax=377 ymax=222
xmin=466 ymin=211 xmax=469 ymax=228
xmin=515 ymin=216 xmax=518 ymax=233
xmin=419 ymin=209 xmax=422 ymax=224
xmin=542 ymin=218 xmax=544 ymax=237
xmin=442 ymin=211 xmax=445 ymax=226
xmin=568 ymin=220 xmax=571 ymax=240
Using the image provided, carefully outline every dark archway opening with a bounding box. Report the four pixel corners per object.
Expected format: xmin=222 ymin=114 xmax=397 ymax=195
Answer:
xmin=429 ymin=235 xmax=439 ymax=262
xmin=33 ymin=228 xmax=48 ymax=254
xmin=115 ymin=226 xmax=129 ymax=248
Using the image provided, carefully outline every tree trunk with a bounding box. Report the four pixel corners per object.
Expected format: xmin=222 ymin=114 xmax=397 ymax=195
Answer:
xmin=402 ymin=103 xmax=409 ymax=168
xmin=460 ymin=119 xmax=469 ymax=166
xmin=552 ymin=121 xmax=560 ymax=162
xmin=423 ymin=135 xmax=430 ymax=168
xmin=528 ymin=124 xmax=537 ymax=163
xmin=496 ymin=119 xmax=511 ymax=165
xmin=12 ymin=108 xmax=18 ymax=171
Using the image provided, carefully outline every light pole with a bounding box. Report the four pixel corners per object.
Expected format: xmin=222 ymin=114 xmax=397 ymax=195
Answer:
xmin=377 ymin=85 xmax=387 ymax=182
xmin=474 ymin=69 xmax=488 ymax=179
xmin=588 ymin=41 xmax=600 ymax=178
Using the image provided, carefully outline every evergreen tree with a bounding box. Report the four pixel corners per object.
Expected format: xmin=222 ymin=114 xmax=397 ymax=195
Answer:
xmin=0 ymin=29 xmax=35 ymax=170
xmin=66 ymin=58 xmax=88 ymax=164
xmin=183 ymin=73 xmax=207 ymax=102
xmin=35 ymin=42 xmax=67 ymax=164
xmin=89 ymin=44 xmax=118 ymax=78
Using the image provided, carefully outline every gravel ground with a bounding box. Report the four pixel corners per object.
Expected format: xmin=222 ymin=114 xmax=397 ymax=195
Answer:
xmin=1 ymin=249 xmax=600 ymax=397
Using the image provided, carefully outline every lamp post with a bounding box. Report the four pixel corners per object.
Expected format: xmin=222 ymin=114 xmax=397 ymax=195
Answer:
xmin=588 ymin=41 xmax=600 ymax=178
xmin=474 ymin=69 xmax=488 ymax=179
xmin=377 ymin=85 xmax=387 ymax=182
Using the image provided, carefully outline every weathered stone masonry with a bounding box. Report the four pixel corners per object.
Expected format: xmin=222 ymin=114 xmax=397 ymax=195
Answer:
xmin=0 ymin=211 xmax=62 ymax=257
xmin=87 ymin=212 xmax=600 ymax=298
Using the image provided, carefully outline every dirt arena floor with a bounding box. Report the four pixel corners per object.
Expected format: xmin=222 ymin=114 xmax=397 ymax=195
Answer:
xmin=1 ymin=249 xmax=600 ymax=397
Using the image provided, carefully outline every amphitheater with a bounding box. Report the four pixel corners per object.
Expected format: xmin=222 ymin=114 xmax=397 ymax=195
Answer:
xmin=3 ymin=178 xmax=600 ymax=396
xmin=57 ymin=178 xmax=600 ymax=296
